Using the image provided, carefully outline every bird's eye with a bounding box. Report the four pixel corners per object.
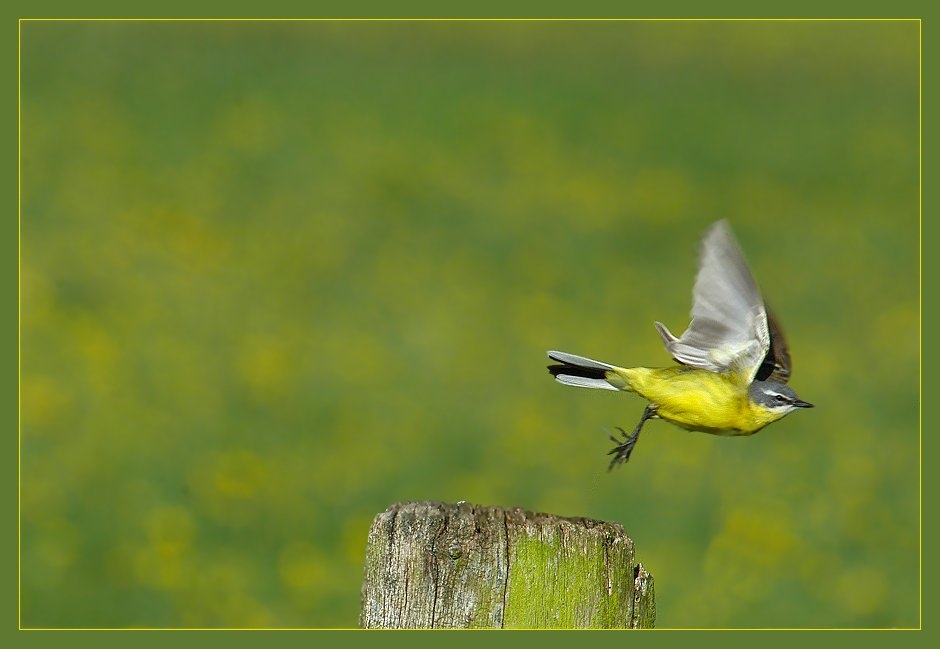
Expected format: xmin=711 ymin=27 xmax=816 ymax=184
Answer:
xmin=775 ymin=394 xmax=788 ymax=403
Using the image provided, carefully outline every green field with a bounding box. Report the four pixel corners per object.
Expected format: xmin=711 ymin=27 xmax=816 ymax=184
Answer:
xmin=20 ymin=20 xmax=919 ymax=628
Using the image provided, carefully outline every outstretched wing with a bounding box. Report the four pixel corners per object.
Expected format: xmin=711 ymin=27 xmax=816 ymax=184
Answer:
xmin=754 ymin=305 xmax=792 ymax=383
xmin=654 ymin=220 xmax=770 ymax=386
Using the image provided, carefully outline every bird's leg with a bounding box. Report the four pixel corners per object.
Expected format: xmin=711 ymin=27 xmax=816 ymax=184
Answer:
xmin=607 ymin=405 xmax=657 ymax=470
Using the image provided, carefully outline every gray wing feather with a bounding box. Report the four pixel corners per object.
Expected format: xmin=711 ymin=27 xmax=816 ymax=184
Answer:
xmin=656 ymin=220 xmax=769 ymax=384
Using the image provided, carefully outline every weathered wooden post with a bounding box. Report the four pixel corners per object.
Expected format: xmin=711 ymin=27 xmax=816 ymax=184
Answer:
xmin=359 ymin=500 xmax=655 ymax=629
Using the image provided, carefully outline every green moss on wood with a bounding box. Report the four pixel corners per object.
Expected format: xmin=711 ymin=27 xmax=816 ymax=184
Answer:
xmin=360 ymin=501 xmax=655 ymax=629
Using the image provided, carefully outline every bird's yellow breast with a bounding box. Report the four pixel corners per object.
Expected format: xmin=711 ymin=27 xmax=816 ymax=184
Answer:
xmin=607 ymin=366 xmax=780 ymax=435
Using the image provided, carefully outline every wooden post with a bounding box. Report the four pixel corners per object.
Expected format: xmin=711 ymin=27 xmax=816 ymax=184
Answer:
xmin=359 ymin=501 xmax=655 ymax=629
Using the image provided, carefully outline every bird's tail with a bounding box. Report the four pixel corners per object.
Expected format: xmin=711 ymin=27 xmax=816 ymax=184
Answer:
xmin=546 ymin=350 xmax=631 ymax=391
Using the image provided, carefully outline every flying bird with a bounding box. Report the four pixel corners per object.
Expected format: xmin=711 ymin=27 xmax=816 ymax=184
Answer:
xmin=547 ymin=220 xmax=813 ymax=469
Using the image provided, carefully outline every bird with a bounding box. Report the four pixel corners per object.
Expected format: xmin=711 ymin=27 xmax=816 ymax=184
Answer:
xmin=547 ymin=220 xmax=813 ymax=469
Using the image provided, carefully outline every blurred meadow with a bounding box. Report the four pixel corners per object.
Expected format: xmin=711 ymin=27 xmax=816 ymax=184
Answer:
xmin=20 ymin=20 xmax=919 ymax=628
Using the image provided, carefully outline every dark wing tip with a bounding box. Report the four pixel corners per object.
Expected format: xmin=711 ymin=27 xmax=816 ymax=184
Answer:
xmin=755 ymin=305 xmax=793 ymax=383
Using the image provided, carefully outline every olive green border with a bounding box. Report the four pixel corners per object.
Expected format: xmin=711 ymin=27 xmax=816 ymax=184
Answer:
xmin=7 ymin=1 xmax=931 ymax=647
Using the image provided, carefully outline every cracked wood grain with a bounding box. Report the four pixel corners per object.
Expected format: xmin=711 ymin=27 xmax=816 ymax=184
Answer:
xmin=359 ymin=501 xmax=655 ymax=629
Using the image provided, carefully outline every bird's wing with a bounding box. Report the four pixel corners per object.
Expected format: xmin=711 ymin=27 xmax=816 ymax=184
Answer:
xmin=654 ymin=220 xmax=770 ymax=386
xmin=754 ymin=305 xmax=792 ymax=383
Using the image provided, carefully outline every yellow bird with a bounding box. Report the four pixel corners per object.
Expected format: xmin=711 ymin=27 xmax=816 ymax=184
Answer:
xmin=547 ymin=220 xmax=813 ymax=469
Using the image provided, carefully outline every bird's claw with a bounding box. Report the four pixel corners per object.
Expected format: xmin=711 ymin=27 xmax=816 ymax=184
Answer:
xmin=607 ymin=427 xmax=639 ymax=470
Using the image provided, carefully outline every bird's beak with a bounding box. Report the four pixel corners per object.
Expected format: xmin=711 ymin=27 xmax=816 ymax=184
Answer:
xmin=794 ymin=400 xmax=814 ymax=409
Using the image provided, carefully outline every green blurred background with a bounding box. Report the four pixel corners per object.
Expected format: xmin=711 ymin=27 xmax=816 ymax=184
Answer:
xmin=20 ymin=20 xmax=919 ymax=628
